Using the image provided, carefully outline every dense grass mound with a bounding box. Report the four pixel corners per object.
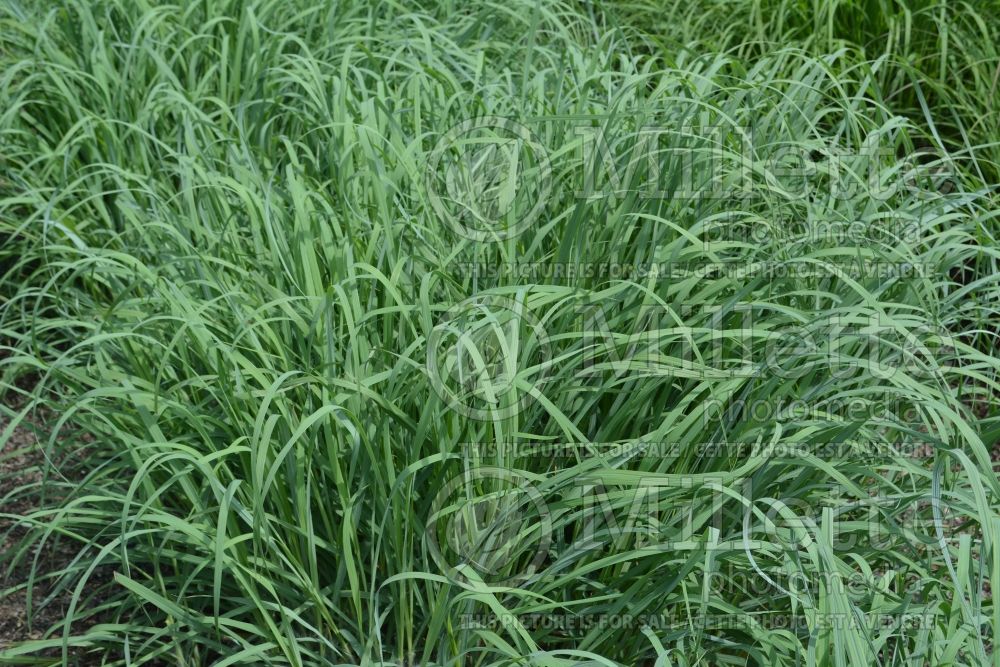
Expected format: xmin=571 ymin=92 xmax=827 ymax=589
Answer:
xmin=618 ymin=0 xmax=1000 ymax=183
xmin=1 ymin=0 xmax=999 ymax=665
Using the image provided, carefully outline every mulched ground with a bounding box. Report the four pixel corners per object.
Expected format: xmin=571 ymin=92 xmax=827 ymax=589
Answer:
xmin=0 ymin=398 xmax=110 ymax=654
xmin=0 ymin=407 xmax=41 ymax=645
xmin=0 ymin=402 xmax=61 ymax=646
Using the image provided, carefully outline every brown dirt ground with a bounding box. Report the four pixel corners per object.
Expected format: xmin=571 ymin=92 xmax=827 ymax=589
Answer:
xmin=0 ymin=397 xmax=110 ymax=655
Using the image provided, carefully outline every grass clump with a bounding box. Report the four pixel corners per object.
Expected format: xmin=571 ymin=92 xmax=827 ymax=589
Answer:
xmin=0 ymin=0 xmax=999 ymax=665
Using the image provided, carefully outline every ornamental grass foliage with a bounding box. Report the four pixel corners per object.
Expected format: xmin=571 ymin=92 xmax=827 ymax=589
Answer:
xmin=1 ymin=0 xmax=999 ymax=665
